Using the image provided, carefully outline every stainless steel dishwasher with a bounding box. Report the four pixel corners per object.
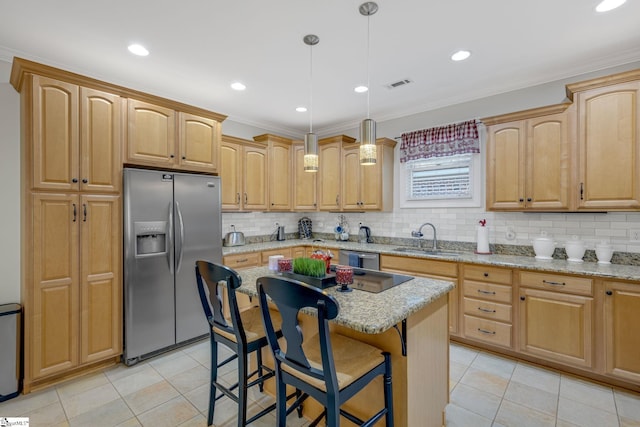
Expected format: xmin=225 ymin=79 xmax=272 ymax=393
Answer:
xmin=339 ymin=250 xmax=380 ymax=270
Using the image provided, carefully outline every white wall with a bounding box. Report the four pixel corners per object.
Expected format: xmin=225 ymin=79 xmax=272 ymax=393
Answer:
xmin=0 ymin=60 xmax=21 ymax=304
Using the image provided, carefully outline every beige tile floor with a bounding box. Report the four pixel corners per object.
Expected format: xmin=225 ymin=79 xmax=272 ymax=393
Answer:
xmin=1 ymin=340 xmax=639 ymax=426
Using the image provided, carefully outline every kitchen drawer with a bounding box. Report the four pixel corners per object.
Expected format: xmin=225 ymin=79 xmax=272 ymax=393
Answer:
xmin=519 ymin=271 xmax=593 ymax=296
xmin=223 ymin=252 xmax=261 ymax=269
xmin=464 ymin=315 xmax=512 ymax=348
xmin=381 ymin=254 xmax=458 ymax=278
xmin=261 ymin=247 xmax=293 ymax=265
xmin=463 ymin=280 xmax=512 ymax=304
xmin=463 ymin=264 xmax=512 ymax=285
xmin=463 ymin=297 xmax=512 ymax=323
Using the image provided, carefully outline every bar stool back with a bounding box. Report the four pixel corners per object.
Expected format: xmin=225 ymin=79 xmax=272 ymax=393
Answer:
xmin=256 ymin=275 xmax=394 ymax=427
xmin=195 ymin=261 xmax=281 ymax=426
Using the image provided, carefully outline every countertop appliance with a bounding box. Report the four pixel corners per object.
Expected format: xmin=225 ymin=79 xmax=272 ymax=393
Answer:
xmin=123 ymin=168 xmax=222 ymax=365
xmin=223 ymin=225 xmax=245 ymax=247
xmin=329 ymin=265 xmax=412 ymax=293
xmin=339 ymin=250 xmax=380 ymax=270
xmin=358 ymin=225 xmax=373 ymax=243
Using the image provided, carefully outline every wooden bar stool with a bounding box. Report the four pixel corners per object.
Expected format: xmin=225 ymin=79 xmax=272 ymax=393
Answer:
xmin=256 ymin=275 xmax=394 ymax=427
xmin=195 ymin=261 xmax=282 ymax=426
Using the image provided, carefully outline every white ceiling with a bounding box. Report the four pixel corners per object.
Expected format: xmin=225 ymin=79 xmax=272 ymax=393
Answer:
xmin=2 ymin=0 xmax=640 ymax=138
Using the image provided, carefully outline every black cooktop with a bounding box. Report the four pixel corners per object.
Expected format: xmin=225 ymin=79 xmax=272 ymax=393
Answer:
xmin=330 ymin=266 xmax=414 ymax=293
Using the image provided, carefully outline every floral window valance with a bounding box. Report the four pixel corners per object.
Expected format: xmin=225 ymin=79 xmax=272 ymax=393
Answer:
xmin=400 ymin=119 xmax=480 ymax=163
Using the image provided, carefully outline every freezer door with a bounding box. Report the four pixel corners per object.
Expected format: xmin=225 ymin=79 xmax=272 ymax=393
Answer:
xmin=173 ymin=173 xmax=222 ymax=343
xmin=123 ymin=168 xmax=176 ymax=363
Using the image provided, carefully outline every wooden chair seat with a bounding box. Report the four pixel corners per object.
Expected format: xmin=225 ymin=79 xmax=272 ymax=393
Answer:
xmin=213 ymin=306 xmax=282 ymax=343
xmin=283 ymin=332 xmax=385 ymax=391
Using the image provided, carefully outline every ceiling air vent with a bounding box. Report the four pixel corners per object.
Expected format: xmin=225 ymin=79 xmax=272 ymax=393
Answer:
xmin=386 ymin=78 xmax=413 ymax=89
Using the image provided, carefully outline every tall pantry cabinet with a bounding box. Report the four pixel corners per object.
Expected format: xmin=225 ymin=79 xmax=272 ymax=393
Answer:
xmin=11 ymin=60 xmax=123 ymax=392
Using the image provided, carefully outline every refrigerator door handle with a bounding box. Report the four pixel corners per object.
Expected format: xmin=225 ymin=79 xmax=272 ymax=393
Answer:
xmin=175 ymin=201 xmax=185 ymax=273
xmin=168 ymin=202 xmax=175 ymax=274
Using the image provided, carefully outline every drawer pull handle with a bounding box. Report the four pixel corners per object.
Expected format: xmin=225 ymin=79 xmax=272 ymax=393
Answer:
xmin=477 ymin=328 xmax=496 ymax=335
xmin=478 ymin=307 xmax=496 ymax=313
xmin=542 ymin=279 xmax=565 ymax=286
xmin=477 ymin=289 xmax=496 ymax=295
xmin=236 ymin=258 xmax=248 ymax=263
xmin=483 ymin=272 xmax=489 ymax=277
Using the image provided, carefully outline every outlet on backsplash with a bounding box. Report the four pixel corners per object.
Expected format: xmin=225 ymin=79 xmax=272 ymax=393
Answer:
xmin=630 ymin=229 xmax=640 ymax=243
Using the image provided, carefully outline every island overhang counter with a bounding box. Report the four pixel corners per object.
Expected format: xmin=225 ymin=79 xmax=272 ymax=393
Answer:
xmin=234 ymin=266 xmax=456 ymax=427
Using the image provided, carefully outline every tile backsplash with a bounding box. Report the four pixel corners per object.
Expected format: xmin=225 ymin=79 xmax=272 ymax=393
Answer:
xmin=222 ymin=209 xmax=640 ymax=254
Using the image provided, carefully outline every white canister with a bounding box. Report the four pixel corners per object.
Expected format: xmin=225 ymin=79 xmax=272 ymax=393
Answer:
xmin=565 ymin=235 xmax=586 ymax=262
xmin=595 ymin=242 xmax=614 ymax=264
xmin=268 ymin=255 xmax=284 ymax=271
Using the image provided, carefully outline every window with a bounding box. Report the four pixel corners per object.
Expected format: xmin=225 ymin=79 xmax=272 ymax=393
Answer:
xmin=400 ymin=153 xmax=482 ymax=208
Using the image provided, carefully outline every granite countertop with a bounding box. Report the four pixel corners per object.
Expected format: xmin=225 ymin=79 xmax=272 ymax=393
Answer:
xmin=235 ymin=266 xmax=455 ymax=335
xmin=222 ymin=239 xmax=640 ymax=282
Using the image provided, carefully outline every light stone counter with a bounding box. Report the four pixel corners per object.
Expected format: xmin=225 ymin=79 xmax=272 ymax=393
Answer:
xmin=235 ymin=266 xmax=455 ymax=334
xmin=223 ymin=239 xmax=640 ymax=281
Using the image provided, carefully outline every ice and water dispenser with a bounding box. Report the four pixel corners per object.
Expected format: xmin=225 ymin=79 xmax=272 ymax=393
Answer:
xmin=135 ymin=221 xmax=167 ymax=256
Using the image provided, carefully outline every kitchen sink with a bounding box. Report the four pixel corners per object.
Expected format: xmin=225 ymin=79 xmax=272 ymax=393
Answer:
xmin=392 ymin=247 xmax=464 ymax=257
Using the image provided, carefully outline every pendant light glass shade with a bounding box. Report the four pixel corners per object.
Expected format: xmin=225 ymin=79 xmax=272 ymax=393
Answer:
xmin=303 ymin=132 xmax=319 ymax=171
xmin=359 ymin=2 xmax=378 ymax=165
xmin=359 ymin=118 xmax=377 ymax=165
xmin=303 ymin=34 xmax=320 ymax=173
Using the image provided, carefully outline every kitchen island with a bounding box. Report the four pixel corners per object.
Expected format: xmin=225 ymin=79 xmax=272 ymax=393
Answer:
xmin=235 ymin=266 xmax=455 ymax=427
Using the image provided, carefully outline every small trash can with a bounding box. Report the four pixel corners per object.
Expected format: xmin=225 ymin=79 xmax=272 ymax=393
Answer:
xmin=0 ymin=303 xmax=22 ymax=402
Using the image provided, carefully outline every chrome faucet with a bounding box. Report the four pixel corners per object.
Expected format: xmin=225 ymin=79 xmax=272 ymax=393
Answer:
xmin=411 ymin=222 xmax=437 ymax=251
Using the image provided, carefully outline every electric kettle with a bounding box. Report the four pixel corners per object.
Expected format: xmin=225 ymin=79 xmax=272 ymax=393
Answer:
xmin=358 ymin=226 xmax=373 ymax=243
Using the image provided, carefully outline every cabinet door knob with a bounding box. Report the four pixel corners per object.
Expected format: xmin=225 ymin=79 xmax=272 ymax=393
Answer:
xmin=519 ymin=198 xmax=524 ymax=202
xmin=182 ymin=156 xmax=186 ymax=160
xmin=170 ymin=154 xmax=175 ymax=158
xmin=82 ymin=178 xmax=88 ymax=184
xmin=606 ymin=290 xmax=613 ymax=296
xmin=72 ymin=178 xmax=78 ymax=183
xmin=527 ymin=198 xmax=532 ymax=202
xmin=483 ymin=272 xmax=489 ymax=277
xmin=520 ymin=296 xmax=525 ymax=301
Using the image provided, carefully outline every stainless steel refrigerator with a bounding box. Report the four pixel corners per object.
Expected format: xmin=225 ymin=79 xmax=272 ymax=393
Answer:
xmin=123 ymin=168 xmax=222 ymax=365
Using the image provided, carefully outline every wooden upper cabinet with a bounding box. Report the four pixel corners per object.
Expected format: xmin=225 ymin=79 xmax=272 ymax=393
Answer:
xmin=30 ymin=75 xmax=80 ymax=191
xmin=178 ymin=112 xmax=221 ymax=173
xmin=341 ymin=145 xmax=361 ymax=210
xmin=220 ymin=138 xmax=243 ymax=210
xmin=126 ymin=100 xmax=224 ymax=173
xmin=292 ymin=142 xmax=317 ymax=211
xmin=573 ymin=81 xmax=640 ymax=210
xmin=27 ymin=75 xmax=121 ymax=193
xmin=127 ymin=99 xmax=176 ymax=166
xmin=342 ymin=138 xmax=395 ymax=211
xmin=220 ymin=135 xmax=268 ymax=211
xmin=243 ymin=144 xmax=268 ymax=210
xmin=80 ymin=88 xmax=122 ymax=193
xmin=254 ymin=134 xmax=292 ymax=211
xmin=317 ymin=137 xmax=345 ymax=210
xmin=485 ymin=105 xmax=572 ymax=211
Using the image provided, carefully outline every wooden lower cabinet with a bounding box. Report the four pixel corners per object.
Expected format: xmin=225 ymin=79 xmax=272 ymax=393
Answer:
xmin=380 ymin=254 xmax=459 ymax=335
xmin=603 ymin=281 xmax=640 ymax=383
xmin=518 ymin=287 xmax=593 ymax=368
xmin=29 ymin=193 xmax=121 ymax=386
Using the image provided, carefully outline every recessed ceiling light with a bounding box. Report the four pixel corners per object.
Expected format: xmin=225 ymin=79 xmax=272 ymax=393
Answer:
xmin=296 ymin=106 xmax=307 ymax=113
xmin=451 ymin=50 xmax=471 ymax=61
xmin=128 ymin=44 xmax=149 ymax=56
xmin=354 ymin=85 xmax=368 ymax=93
xmin=595 ymin=0 xmax=626 ymax=12
xmin=230 ymin=82 xmax=246 ymax=91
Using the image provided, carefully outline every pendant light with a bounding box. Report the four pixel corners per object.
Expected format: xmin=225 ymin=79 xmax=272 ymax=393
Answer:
xmin=303 ymin=34 xmax=319 ymax=172
xmin=359 ymin=1 xmax=378 ymax=165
